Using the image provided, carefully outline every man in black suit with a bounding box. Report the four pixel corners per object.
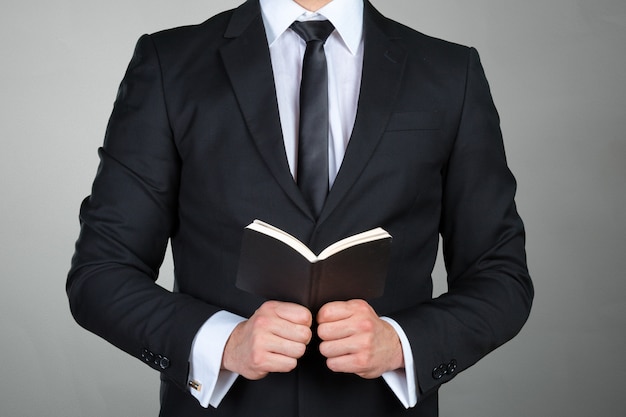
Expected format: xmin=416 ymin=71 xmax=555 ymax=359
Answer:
xmin=67 ymin=0 xmax=533 ymax=416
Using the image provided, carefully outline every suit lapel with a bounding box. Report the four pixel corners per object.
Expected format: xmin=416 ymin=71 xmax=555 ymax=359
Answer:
xmin=219 ymin=1 xmax=407 ymax=224
xmin=318 ymin=3 xmax=407 ymax=224
xmin=220 ymin=0 xmax=314 ymax=219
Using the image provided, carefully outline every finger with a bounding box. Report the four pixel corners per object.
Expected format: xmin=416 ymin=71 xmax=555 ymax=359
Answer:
xmin=264 ymin=353 xmax=299 ymax=373
xmin=325 ymin=354 xmax=379 ymax=379
xmin=265 ymin=335 xmax=309 ymax=359
xmin=319 ymin=342 xmax=354 ymax=359
xmin=253 ymin=302 xmax=312 ymax=344
xmin=318 ymin=303 xmax=377 ymax=341
xmin=319 ymin=337 xmax=358 ymax=359
xmin=223 ymin=318 xmax=309 ymax=379
xmin=270 ymin=320 xmax=312 ymax=344
xmin=273 ymin=301 xmax=313 ymax=326
xmin=248 ymin=349 xmax=300 ymax=376
xmin=317 ymin=319 xmax=356 ymax=341
xmin=317 ymin=300 xmax=355 ymax=323
xmin=321 ymin=334 xmax=379 ymax=377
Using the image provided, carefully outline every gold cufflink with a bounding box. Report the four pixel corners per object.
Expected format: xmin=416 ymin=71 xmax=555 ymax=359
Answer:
xmin=188 ymin=380 xmax=202 ymax=391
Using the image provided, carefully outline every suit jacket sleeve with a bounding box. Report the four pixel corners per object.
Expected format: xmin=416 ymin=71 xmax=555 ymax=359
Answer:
xmin=66 ymin=34 xmax=218 ymax=390
xmin=390 ymin=47 xmax=533 ymax=397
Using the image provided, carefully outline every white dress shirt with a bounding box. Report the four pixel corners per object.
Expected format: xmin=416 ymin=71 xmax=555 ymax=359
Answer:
xmin=187 ymin=0 xmax=417 ymax=409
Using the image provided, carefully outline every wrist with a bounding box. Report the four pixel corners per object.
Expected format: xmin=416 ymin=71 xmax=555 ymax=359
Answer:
xmin=380 ymin=318 xmax=405 ymax=372
xmin=221 ymin=321 xmax=244 ymax=372
xmin=391 ymin=334 xmax=405 ymax=371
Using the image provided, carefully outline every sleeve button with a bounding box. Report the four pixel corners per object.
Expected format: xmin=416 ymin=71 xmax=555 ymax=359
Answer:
xmin=447 ymin=360 xmax=457 ymax=374
xmin=159 ymin=356 xmax=170 ymax=370
xmin=432 ymin=364 xmax=446 ymax=379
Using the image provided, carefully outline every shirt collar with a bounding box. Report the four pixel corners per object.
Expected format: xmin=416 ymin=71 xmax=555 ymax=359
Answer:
xmin=259 ymin=0 xmax=364 ymax=55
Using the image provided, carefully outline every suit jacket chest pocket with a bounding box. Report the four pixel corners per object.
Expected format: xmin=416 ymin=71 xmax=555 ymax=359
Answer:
xmin=356 ymin=110 xmax=447 ymax=219
xmin=385 ymin=111 xmax=443 ymax=132
xmin=381 ymin=111 xmax=447 ymax=166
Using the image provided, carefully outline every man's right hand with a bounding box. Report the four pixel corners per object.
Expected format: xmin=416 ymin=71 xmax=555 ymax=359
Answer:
xmin=221 ymin=300 xmax=312 ymax=380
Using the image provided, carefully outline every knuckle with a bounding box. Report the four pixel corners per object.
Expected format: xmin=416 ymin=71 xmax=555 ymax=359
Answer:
xmin=316 ymin=324 xmax=329 ymax=340
xmin=250 ymin=351 xmax=266 ymax=368
xmin=358 ymin=318 xmax=375 ymax=333
xmin=293 ymin=343 xmax=307 ymax=358
xmin=318 ymin=342 xmax=330 ymax=357
xmin=316 ymin=306 xmax=329 ymax=322
xmin=325 ymin=358 xmax=339 ymax=372
xmin=264 ymin=300 xmax=279 ymax=308
xmin=254 ymin=371 xmax=269 ymax=380
xmin=293 ymin=309 xmax=311 ymax=325
xmin=301 ymin=327 xmax=313 ymax=343
xmin=249 ymin=333 xmax=267 ymax=351
xmin=261 ymin=300 xmax=279 ymax=312
xmin=284 ymin=357 xmax=298 ymax=372
xmin=302 ymin=309 xmax=313 ymax=326
xmin=254 ymin=315 xmax=271 ymax=329
xmin=354 ymin=353 xmax=371 ymax=370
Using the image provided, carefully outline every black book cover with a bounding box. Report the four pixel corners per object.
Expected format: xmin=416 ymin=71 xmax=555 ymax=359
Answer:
xmin=236 ymin=221 xmax=391 ymax=311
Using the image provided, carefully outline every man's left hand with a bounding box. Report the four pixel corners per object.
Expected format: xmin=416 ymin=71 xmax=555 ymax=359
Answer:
xmin=316 ymin=299 xmax=404 ymax=379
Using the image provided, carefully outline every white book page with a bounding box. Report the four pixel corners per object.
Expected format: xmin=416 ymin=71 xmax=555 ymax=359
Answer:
xmin=317 ymin=228 xmax=391 ymax=260
xmin=248 ymin=220 xmax=317 ymax=262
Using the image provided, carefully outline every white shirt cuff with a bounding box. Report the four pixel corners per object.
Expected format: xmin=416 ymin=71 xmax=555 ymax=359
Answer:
xmin=380 ymin=316 xmax=419 ymax=408
xmin=188 ymin=310 xmax=246 ymax=408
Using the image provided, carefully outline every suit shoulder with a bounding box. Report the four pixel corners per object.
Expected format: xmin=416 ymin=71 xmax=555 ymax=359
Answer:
xmin=369 ymin=5 xmax=471 ymax=63
xmin=147 ymin=8 xmax=233 ymax=50
xmin=395 ymin=22 xmax=468 ymax=58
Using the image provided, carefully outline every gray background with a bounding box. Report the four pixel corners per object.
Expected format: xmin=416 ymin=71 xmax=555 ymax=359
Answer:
xmin=1 ymin=0 xmax=624 ymax=416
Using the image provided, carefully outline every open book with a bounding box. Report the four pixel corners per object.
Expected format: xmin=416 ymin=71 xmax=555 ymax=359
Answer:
xmin=236 ymin=220 xmax=392 ymax=310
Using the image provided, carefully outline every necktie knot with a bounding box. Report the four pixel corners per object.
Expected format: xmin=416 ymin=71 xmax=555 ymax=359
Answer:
xmin=290 ymin=20 xmax=335 ymax=44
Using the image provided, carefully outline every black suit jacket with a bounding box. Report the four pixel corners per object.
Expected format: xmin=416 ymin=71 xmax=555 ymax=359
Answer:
xmin=67 ymin=1 xmax=533 ymax=416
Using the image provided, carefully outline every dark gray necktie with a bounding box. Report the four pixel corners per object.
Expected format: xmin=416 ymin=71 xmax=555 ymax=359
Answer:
xmin=290 ymin=20 xmax=335 ymax=218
